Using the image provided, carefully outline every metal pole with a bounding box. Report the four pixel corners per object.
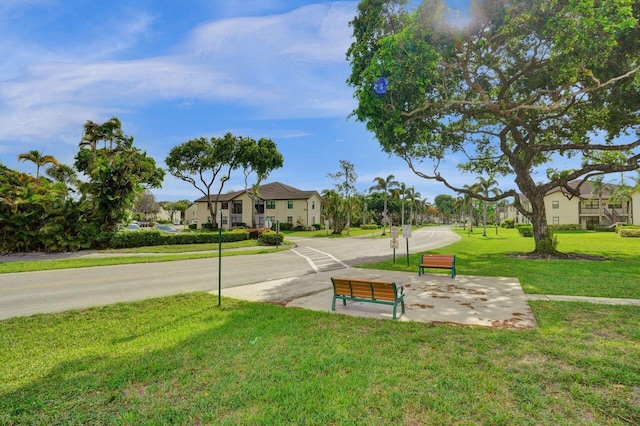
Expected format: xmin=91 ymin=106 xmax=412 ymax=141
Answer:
xmin=406 ymin=237 xmax=409 ymax=266
xmin=218 ymin=210 xmax=222 ymax=306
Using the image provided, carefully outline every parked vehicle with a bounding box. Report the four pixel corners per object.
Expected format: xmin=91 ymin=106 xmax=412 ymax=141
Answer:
xmin=125 ymin=223 xmax=141 ymax=231
xmin=155 ymin=224 xmax=179 ymax=234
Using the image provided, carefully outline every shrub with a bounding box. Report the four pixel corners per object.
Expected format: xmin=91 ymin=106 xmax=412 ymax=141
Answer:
xmin=188 ymin=224 xmax=197 ymax=230
xmin=594 ymin=226 xmax=616 ymax=232
xmin=360 ymin=224 xmax=379 ymax=230
xmin=619 ymin=228 xmax=640 ymax=238
xmin=107 ymin=229 xmax=248 ymax=248
xmin=245 ymin=228 xmax=271 ymax=239
xmin=312 ymin=223 xmax=322 ymax=230
xmin=616 ymin=224 xmax=640 ymax=233
xmin=278 ymin=222 xmax=294 ymax=231
xmin=549 ymin=224 xmax=582 ymax=231
xmin=258 ymin=231 xmax=284 ymax=245
xmin=517 ymin=225 xmax=534 ymax=237
xmin=501 ymin=218 xmax=515 ymax=228
xmin=201 ymin=223 xmax=216 ymax=231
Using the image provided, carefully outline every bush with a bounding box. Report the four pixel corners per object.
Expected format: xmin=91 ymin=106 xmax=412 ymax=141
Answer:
xmin=245 ymin=228 xmax=271 ymax=240
xmin=619 ymin=228 xmax=640 ymax=238
xmin=278 ymin=222 xmax=294 ymax=231
xmin=360 ymin=224 xmax=379 ymax=230
xmin=188 ymin=223 xmax=197 ymax=230
xmin=107 ymin=229 xmax=248 ymax=248
xmin=201 ymin=223 xmax=216 ymax=231
xmin=258 ymin=231 xmax=284 ymax=245
xmin=312 ymin=223 xmax=322 ymax=230
xmin=517 ymin=225 xmax=534 ymax=237
xmin=501 ymin=218 xmax=515 ymax=228
xmin=594 ymin=226 xmax=616 ymax=232
xmin=549 ymin=224 xmax=582 ymax=231
xmin=616 ymin=224 xmax=640 ymax=233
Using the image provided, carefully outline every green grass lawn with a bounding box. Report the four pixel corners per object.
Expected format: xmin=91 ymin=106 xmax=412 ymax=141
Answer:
xmin=1 ymin=293 xmax=638 ymax=425
xmin=364 ymin=228 xmax=640 ymax=299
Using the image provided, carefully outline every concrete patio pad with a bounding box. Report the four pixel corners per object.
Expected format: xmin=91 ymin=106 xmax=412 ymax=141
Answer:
xmin=215 ymin=269 xmax=537 ymax=329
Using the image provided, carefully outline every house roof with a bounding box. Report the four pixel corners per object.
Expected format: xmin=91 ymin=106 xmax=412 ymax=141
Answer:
xmin=546 ymin=180 xmax=618 ymax=199
xmin=514 ymin=179 xmax=621 ymax=203
xmin=194 ymin=182 xmax=321 ymax=203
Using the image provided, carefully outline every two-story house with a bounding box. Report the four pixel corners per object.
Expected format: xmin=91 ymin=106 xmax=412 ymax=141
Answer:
xmin=502 ymin=180 xmax=640 ymax=228
xmin=191 ymin=182 xmax=323 ymax=230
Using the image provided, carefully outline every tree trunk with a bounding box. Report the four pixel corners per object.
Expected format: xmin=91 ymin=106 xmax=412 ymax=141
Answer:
xmin=528 ymin=193 xmax=557 ymax=255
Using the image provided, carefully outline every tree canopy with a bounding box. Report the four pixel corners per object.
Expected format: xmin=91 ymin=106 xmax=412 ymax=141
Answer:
xmin=348 ymin=0 xmax=640 ymax=255
xmin=166 ymin=133 xmax=283 ymax=227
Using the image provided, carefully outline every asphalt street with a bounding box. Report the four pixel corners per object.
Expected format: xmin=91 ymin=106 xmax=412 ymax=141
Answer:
xmin=0 ymin=226 xmax=460 ymax=320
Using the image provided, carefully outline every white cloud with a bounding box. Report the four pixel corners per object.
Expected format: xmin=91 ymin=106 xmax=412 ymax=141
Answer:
xmin=0 ymin=2 xmax=358 ymax=144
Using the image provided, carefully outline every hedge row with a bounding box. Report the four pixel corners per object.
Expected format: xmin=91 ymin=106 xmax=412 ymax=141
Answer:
xmin=108 ymin=230 xmax=249 ymax=249
xmin=549 ymin=224 xmax=582 ymax=231
xmin=619 ymin=229 xmax=640 ymax=238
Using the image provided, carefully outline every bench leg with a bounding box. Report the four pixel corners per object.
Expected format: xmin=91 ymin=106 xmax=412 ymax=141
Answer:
xmin=331 ymin=296 xmax=336 ymax=311
xmin=401 ymin=298 xmax=405 ymax=315
xmin=392 ymin=303 xmax=397 ymax=320
xmin=451 ymin=266 xmax=456 ymax=278
xmin=418 ymin=266 xmax=423 ymax=276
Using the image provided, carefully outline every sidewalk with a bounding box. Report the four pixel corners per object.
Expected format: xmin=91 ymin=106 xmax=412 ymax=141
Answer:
xmin=213 ymin=269 xmax=539 ymax=329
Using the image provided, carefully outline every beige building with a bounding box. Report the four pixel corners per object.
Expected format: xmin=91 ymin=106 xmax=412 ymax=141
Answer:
xmin=503 ymin=180 xmax=640 ymax=228
xmin=192 ymin=182 xmax=323 ymax=230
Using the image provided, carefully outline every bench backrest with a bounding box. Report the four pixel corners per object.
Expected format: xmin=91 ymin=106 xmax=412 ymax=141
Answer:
xmin=331 ymin=278 xmax=397 ymax=302
xmin=420 ymin=254 xmax=455 ymax=267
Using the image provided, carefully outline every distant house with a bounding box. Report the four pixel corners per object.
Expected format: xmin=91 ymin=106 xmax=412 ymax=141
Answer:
xmin=192 ymin=182 xmax=323 ymax=230
xmin=502 ymin=180 xmax=640 ymax=228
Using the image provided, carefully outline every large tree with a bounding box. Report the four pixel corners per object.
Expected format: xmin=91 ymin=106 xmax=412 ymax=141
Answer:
xmin=75 ymin=117 xmax=165 ymax=232
xmin=348 ymin=0 xmax=640 ymax=256
xmin=166 ymin=133 xmax=283 ymax=228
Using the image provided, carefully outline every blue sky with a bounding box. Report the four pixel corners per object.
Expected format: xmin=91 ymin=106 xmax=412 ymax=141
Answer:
xmin=0 ymin=0 xmax=479 ymax=203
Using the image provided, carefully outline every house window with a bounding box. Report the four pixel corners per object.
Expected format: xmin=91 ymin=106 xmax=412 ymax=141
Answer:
xmin=232 ymin=201 xmax=242 ymax=214
xmin=553 ymin=216 xmax=559 ymax=224
xmin=584 ymin=201 xmax=599 ymax=209
xmin=552 ymin=201 xmax=559 ymax=209
xmin=287 ymin=216 xmax=293 ymax=223
xmin=266 ymin=201 xmax=276 ymax=209
xmin=288 ymin=201 xmax=293 ymax=209
xmin=221 ymin=202 xmax=229 ymax=210
xmin=311 ymin=201 xmax=315 ymax=209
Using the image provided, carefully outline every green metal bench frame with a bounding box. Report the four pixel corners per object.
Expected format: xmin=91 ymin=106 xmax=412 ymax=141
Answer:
xmin=331 ymin=277 xmax=405 ymax=319
xmin=418 ymin=254 xmax=456 ymax=278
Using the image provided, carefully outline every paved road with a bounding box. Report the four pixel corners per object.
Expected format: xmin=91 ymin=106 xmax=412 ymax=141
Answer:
xmin=0 ymin=226 xmax=460 ymax=320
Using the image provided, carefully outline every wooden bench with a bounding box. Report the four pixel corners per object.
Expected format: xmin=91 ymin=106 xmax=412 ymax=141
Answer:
xmin=331 ymin=277 xmax=405 ymax=319
xmin=418 ymin=254 xmax=456 ymax=278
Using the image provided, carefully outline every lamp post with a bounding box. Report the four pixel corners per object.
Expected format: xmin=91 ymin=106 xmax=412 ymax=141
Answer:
xmin=218 ymin=210 xmax=222 ymax=306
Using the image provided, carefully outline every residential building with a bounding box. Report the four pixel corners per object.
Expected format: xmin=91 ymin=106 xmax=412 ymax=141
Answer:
xmin=192 ymin=182 xmax=323 ymax=230
xmin=503 ymin=180 xmax=640 ymax=228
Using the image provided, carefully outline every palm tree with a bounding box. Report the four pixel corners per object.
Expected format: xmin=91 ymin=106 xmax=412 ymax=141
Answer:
xmin=369 ymin=174 xmax=398 ymax=235
xmin=17 ymin=149 xmax=58 ymax=178
xmin=391 ymin=182 xmax=411 ymax=227
xmin=589 ymin=176 xmax=613 ymax=225
xmin=476 ymin=175 xmax=499 ymax=236
xmin=405 ymin=186 xmax=421 ymax=226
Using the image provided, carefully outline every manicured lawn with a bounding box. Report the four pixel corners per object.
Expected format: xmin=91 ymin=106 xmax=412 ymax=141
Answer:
xmin=363 ymin=228 xmax=640 ymax=299
xmin=0 ymin=247 xmax=286 ymax=274
xmin=1 ymin=293 xmax=638 ymax=425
